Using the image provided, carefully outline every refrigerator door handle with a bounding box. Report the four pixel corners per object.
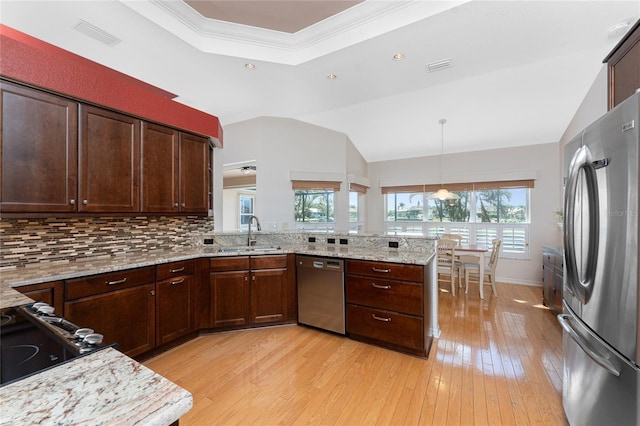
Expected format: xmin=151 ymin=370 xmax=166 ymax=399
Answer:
xmin=563 ymin=144 xmax=600 ymax=303
xmin=558 ymin=314 xmax=621 ymax=377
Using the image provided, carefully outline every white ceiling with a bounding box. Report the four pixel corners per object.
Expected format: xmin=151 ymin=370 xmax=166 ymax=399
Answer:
xmin=1 ymin=1 xmax=638 ymax=163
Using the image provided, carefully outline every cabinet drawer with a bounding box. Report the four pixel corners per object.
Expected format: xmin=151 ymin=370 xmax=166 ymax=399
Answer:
xmin=250 ymin=255 xmax=287 ymax=270
xmin=65 ymin=267 xmax=155 ymax=300
xmin=157 ymin=259 xmax=195 ymax=281
xmin=210 ymin=256 xmax=250 ymax=272
xmin=346 ymin=276 xmax=422 ymax=316
xmin=346 ymin=304 xmax=424 ymax=353
xmin=346 ymin=259 xmax=423 ymax=282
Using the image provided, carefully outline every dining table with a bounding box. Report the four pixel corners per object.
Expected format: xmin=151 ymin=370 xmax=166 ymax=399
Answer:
xmin=455 ymin=244 xmax=490 ymax=299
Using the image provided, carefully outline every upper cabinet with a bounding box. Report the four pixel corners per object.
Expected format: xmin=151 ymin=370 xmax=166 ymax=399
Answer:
xmin=179 ymin=132 xmax=209 ymax=213
xmin=0 ymin=81 xmax=78 ymax=212
xmin=604 ymin=19 xmax=640 ymax=110
xmin=79 ymin=105 xmax=140 ymax=212
xmin=0 ymin=79 xmax=211 ymax=215
xmin=141 ymin=124 xmax=209 ymax=214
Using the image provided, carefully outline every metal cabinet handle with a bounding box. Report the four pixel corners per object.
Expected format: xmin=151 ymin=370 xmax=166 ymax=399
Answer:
xmin=371 ymin=283 xmax=391 ymax=290
xmin=174 ymin=203 xmax=179 ymax=207
xmin=170 ymin=278 xmax=185 ymax=285
xmin=83 ymin=200 xmax=88 ymax=205
xmin=181 ymin=203 xmax=186 ymax=208
xmin=70 ymin=199 xmax=75 ymax=205
xmin=372 ymin=314 xmax=391 ymax=322
xmin=106 ymin=277 xmax=127 ymax=286
xmin=372 ymin=267 xmax=391 ymax=273
xmin=170 ymin=267 xmax=185 ymax=273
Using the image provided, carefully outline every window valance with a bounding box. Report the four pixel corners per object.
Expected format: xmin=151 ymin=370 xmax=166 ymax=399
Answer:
xmin=291 ymin=180 xmax=341 ymax=191
xmin=381 ymin=179 xmax=534 ymax=194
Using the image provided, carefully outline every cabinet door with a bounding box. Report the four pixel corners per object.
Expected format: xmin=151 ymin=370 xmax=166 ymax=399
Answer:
xmin=141 ymin=122 xmax=179 ymax=213
xmin=64 ymin=283 xmax=155 ymax=357
xmin=1 ymin=81 xmax=77 ymax=212
xmin=16 ymin=281 xmax=64 ymax=314
xmin=210 ymin=271 xmax=249 ymax=328
xmin=179 ymin=132 xmax=209 ymax=213
xmin=251 ymin=268 xmax=287 ymax=324
xmin=157 ymin=275 xmax=193 ymax=345
xmin=78 ymin=105 xmax=140 ymax=212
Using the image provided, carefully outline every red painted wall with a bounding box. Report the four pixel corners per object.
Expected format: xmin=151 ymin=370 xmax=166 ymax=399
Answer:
xmin=0 ymin=24 xmax=223 ymax=144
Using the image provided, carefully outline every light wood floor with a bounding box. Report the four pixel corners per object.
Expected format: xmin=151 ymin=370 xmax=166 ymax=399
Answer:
xmin=144 ymin=282 xmax=568 ymax=425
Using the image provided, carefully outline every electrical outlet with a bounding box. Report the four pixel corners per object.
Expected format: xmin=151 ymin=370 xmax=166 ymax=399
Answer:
xmin=327 ymin=238 xmax=336 ymax=244
xmin=308 ymin=237 xmax=316 ymax=243
xmin=204 ymin=238 xmax=214 ymax=245
xmin=388 ymin=241 xmax=399 ymax=248
xmin=339 ymin=238 xmax=348 ymax=245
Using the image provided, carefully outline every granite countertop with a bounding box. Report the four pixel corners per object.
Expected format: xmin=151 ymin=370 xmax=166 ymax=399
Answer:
xmin=0 ymin=243 xmax=436 ymax=291
xmin=0 ymin=347 xmax=192 ymax=425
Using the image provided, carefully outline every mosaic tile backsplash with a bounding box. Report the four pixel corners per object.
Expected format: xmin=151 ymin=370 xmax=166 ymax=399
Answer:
xmin=0 ymin=216 xmax=214 ymax=270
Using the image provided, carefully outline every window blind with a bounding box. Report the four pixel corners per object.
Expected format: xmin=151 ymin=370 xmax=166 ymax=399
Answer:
xmin=291 ymin=180 xmax=341 ymax=191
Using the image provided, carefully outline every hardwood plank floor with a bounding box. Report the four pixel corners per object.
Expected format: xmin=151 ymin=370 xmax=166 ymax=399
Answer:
xmin=144 ymin=282 xmax=568 ymax=425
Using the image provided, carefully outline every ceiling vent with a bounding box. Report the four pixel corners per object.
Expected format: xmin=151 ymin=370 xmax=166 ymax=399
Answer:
xmin=426 ymin=58 xmax=452 ymax=72
xmin=73 ymin=20 xmax=121 ymax=47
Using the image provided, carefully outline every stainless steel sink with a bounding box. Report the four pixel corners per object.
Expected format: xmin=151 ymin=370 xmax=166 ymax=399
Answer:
xmin=217 ymin=245 xmax=281 ymax=253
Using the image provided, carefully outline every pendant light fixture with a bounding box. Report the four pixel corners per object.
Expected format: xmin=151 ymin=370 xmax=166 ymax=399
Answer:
xmin=429 ymin=118 xmax=459 ymax=204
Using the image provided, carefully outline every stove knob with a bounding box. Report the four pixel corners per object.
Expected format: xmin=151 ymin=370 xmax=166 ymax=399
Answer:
xmin=74 ymin=328 xmax=94 ymax=339
xmin=83 ymin=333 xmax=104 ymax=345
xmin=37 ymin=306 xmax=55 ymax=315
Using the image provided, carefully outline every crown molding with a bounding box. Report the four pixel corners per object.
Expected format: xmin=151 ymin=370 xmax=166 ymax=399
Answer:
xmin=120 ymin=0 xmax=468 ymax=65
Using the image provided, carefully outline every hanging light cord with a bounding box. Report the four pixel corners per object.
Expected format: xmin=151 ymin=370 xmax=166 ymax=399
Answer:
xmin=439 ymin=118 xmax=446 ymax=185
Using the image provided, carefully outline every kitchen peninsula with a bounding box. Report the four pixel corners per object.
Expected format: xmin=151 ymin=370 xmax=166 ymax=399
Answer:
xmin=0 ymin=232 xmax=437 ymax=425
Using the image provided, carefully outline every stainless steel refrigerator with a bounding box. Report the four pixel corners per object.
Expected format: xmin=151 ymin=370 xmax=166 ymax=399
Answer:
xmin=560 ymin=91 xmax=639 ymax=425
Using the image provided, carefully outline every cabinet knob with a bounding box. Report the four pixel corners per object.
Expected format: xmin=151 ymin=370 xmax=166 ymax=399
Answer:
xmin=83 ymin=200 xmax=88 ymax=205
xmin=181 ymin=203 xmax=186 ymax=208
xmin=70 ymin=199 xmax=75 ymax=205
xmin=174 ymin=203 xmax=179 ymax=207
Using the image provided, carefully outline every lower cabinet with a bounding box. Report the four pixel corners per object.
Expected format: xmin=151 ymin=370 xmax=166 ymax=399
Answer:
xmin=64 ymin=267 xmax=156 ymax=357
xmin=209 ymin=254 xmax=295 ymax=330
xmin=542 ymin=246 xmax=563 ymax=314
xmin=346 ymin=259 xmax=431 ymax=357
xmin=156 ymin=260 xmax=195 ymax=346
xmin=16 ymin=280 xmax=64 ymax=314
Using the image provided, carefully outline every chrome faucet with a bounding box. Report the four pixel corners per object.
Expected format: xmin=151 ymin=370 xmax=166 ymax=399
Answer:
xmin=247 ymin=215 xmax=261 ymax=246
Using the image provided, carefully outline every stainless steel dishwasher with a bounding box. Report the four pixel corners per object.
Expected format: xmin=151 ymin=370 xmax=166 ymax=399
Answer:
xmin=296 ymin=255 xmax=345 ymax=335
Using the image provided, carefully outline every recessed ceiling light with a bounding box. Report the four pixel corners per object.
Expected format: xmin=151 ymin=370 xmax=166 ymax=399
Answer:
xmin=327 ymin=74 xmax=337 ymax=80
xmin=426 ymin=58 xmax=452 ymax=72
xmin=392 ymin=53 xmax=405 ymax=61
xmin=245 ymin=63 xmax=256 ymax=70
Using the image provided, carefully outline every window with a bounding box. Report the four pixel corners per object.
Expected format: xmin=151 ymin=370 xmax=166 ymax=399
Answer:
xmin=292 ymin=180 xmax=340 ymax=232
xmin=238 ymin=194 xmax=254 ymax=231
xmin=383 ymin=179 xmax=533 ymax=259
xmin=349 ymin=182 xmax=367 ymax=233
xmin=294 ymin=190 xmax=334 ymax=223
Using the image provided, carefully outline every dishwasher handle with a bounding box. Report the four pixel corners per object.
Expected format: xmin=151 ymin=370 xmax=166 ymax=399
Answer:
xmin=313 ymin=261 xmax=324 ymax=269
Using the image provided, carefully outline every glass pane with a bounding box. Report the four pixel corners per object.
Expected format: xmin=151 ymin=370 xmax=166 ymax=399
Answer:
xmin=386 ymin=193 xmax=423 ymax=221
xmin=426 ymin=192 xmax=470 ymax=222
xmin=349 ymin=191 xmax=359 ymax=222
xmin=476 ymin=189 xmax=528 ymax=223
xmin=294 ymin=190 xmax=334 ymax=223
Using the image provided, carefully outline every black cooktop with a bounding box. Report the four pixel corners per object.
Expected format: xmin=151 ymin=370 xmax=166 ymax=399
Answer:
xmin=0 ymin=304 xmax=112 ymax=387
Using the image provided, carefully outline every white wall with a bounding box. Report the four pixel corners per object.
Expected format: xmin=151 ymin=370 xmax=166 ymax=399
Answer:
xmin=366 ymin=143 xmax=561 ymax=285
xmin=220 ymin=116 xmax=366 ymax=231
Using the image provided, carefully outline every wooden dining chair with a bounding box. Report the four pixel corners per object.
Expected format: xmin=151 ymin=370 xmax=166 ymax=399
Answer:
xmin=437 ymin=238 xmax=464 ymax=296
xmin=463 ymin=239 xmax=501 ymax=298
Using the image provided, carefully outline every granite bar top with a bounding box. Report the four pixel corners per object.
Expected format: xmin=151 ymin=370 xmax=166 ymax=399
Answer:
xmin=0 ymin=347 xmax=192 ymax=425
xmin=0 ymin=243 xmax=436 ymax=292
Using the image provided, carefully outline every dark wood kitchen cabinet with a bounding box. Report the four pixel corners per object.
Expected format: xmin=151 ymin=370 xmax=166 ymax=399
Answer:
xmin=78 ymin=105 xmax=140 ymax=212
xmin=0 ymin=81 xmax=78 ymax=213
xmin=542 ymin=246 xmax=563 ymax=314
xmin=16 ymin=280 xmax=64 ymax=314
xmin=209 ymin=254 xmax=295 ymax=330
xmin=179 ymin=132 xmax=209 ymax=214
xmin=605 ymin=19 xmax=640 ymax=110
xmin=210 ymin=256 xmax=250 ymax=328
xmin=156 ymin=260 xmax=195 ymax=345
xmin=141 ymin=123 xmax=209 ymax=214
xmin=346 ymin=259 xmax=431 ymax=357
xmin=63 ymin=267 xmax=156 ymax=357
